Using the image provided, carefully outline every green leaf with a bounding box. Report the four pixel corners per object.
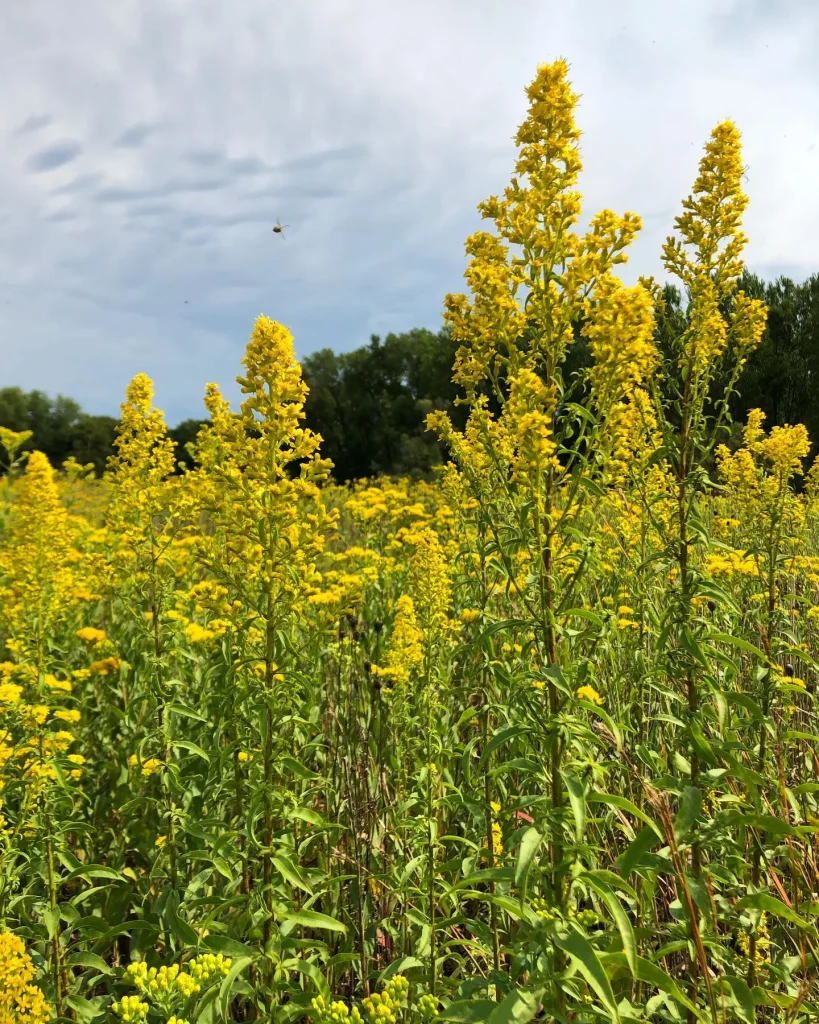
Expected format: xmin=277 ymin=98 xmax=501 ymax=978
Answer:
xmin=273 ymin=854 xmax=313 ymax=894
xmin=726 ymin=692 xmax=763 ymax=724
xmin=715 ymin=810 xmax=815 ymax=838
xmin=437 ymin=1000 xmax=495 ymax=1022
xmin=456 ymin=891 xmax=536 ymax=924
xmin=616 ymin=826 xmax=661 ymax=876
xmin=280 ymin=755 xmax=321 ymax=781
xmin=211 ymin=856 xmax=233 ymax=882
xmin=563 ymin=773 xmax=586 ymax=843
xmin=588 ymin=793 xmax=663 ymax=839
xmin=514 ymin=827 xmax=542 ymax=893
xmin=479 ymin=725 xmax=530 ymax=768
xmin=67 ymin=952 xmax=113 ymax=975
xmin=563 ymin=608 xmax=605 ymax=628
xmin=735 ymin=893 xmax=809 ymax=929
xmin=284 ymin=957 xmax=331 ymax=1002
xmin=711 ymin=633 xmax=767 ymax=660
xmin=485 ymin=988 xmax=544 ymax=1024
xmin=674 ymin=786 xmax=702 ymax=840
xmin=400 ymin=855 xmax=425 ymax=887
xmin=172 ymin=740 xmax=210 ymax=763
xmin=581 ymin=870 xmax=637 ymax=900
xmin=165 ymin=895 xmax=199 ymax=947
xmin=42 ymin=905 xmax=61 ymax=939
xmin=554 ymin=924 xmax=620 ymax=1021
xmin=287 ymin=806 xmax=328 ymax=828
xmin=66 ymin=995 xmax=104 ymax=1020
xmin=65 ymin=864 xmax=122 ymax=883
xmin=688 ymin=722 xmax=717 ymax=765
xmin=722 ymin=976 xmax=755 ymax=1024
xmin=167 ymin=702 xmax=208 ymax=723
xmin=202 ymin=934 xmax=256 ymax=958
xmin=219 ymin=956 xmax=252 ymax=1023
xmin=378 ymin=956 xmax=424 ymax=982
xmin=602 ymin=953 xmax=702 ymax=1020
xmin=583 ymin=876 xmax=637 ymax=976
xmin=450 ymin=868 xmax=515 ymax=892
xmin=479 ymin=619 xmax=530 ymax=641
xmin=283 ymin=909 xmax=347 ymax=935
xmin=576 ymin=701 xmax=623 ymax=748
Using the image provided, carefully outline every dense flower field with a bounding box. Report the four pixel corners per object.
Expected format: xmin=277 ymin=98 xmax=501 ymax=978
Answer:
xmin=1 ymin=60 xmax=818 ymax=1024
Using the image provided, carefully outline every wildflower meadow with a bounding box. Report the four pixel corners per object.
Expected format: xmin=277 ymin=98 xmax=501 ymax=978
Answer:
xmin=2 ymin=60 xmax=818 ymax=1024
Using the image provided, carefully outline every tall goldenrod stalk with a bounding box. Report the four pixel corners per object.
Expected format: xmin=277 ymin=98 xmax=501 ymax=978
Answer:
xmin=717 ymin=412 xmax=809 ymax=982
xmin=0 ymin=451 xmax=79 ymax=1016
xmin=429 ymin=59 xmax=656 ymax=927
xmin=108 ymin=374 xmax=187 ymax=887
xmin=654 ymin=120 xmax=767 ymax=1013
xmin=193 ymin=316 xmax=335 ymax=988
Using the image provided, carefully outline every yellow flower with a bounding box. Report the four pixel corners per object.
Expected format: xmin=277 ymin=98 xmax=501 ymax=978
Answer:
xmin=89 ymin=657 xmax=122 ymax=676
xmin=76 ymin=626 xmax=106 ymax=643
xmin=113 ymin=995 xmax=149 ymax=1022
xmin=491 ymin=822 xmax=503 ymax=859
xmin=382 ymin=596 xmax=424 ymax=684
xmin=0 ymin=931 xmax=52 ymax=1024
xmin=576 ymin=685 xmax=604 ymax=706
xmin=0 ymin=683 xmax=22 ymax=704
xmin=584 ymin=275 xmax=657 ymax=417
xmin=0 ymin=452 xmax=79 ymax=658
xmin=129 ymin=755 xmax=163 ymax=778
xmin=0 ymin=427 xmax=33 ymax=460
xmin=26 ymin=705 xmax=50 ymax=726
xmin=45 ymin=675 xmax=72 ymax=693
xmin=155 ymin=835 xmax=167 ymax=848
xmin=663 ymin=121 xmax=767 ymax=375
xmin=185 ymin=622 xmax=215 ymax=644
xmin=237 ymin=751 xmax=250 ymax=763
xmin=53 ymin=708 xmax=81 ymax=724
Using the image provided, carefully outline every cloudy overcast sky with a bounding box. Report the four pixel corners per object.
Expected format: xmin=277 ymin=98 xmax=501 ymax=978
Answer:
xmin=2 ymin=0 xmax=817 ymax=423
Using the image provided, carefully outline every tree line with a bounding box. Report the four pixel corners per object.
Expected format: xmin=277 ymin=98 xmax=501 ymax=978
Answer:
xmin=2 ymin=269 xmax=818 ymax=482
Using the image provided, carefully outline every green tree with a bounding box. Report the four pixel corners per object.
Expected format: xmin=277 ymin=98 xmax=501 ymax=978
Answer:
xmin=733 ymin=271 xmax=819 ymax=447
xmin=169 ymin=419 xmax=207 ymax=470
xmin=69 ymin=415 xmax=119 ymax=475
xmin=302 ymin=328 xmax=464 ymax=482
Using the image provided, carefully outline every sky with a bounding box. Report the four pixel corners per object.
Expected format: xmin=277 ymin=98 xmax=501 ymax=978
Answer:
xmin=1 ymin=0 xmax=818 ymax=424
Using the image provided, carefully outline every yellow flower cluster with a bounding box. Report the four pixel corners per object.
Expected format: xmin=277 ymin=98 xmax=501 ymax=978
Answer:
xmin=76 ymin=626 xmax=106 ymax=643
xmin=382 ymin=596 xmax=423 ymax=684
xmin=490 ymin=800 xmax=503 ymax=860
xmin=576 ymin=685 xmax=604 ymax=706
xmin=126 ymin=954 xmax=231 ymax=1002
xmin=128 ymin=755 xmax=163 ymax=777
xmin=113 ymin=995 xmax=149 ymax=1022
xmin=0 ymin=450 xmax=79 ymax=659
xmin=663 ymin=121 xmax=767 ymax=377
xmin=361 ymin=977 xmax=409 ymax=1024
xmin=0 ymin=931 xmax=52 ymax=1024
xmin=738 ymin=912 xmax=771 ymax=969
xmin=716 ymin=410 xmax=810 ymax=594
xmin=312 ymin=976 xmax=413 ymax=1024
xmin=584 ymin=276 xmax=658 ymax=418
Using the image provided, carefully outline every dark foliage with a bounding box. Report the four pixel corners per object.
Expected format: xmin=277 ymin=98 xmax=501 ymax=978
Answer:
xmin=4 ymin=273 xmax=819 ymax=478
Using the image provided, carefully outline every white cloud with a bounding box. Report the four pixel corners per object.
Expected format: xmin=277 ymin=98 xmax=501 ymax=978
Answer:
xmin=0 ymin=0 xmax=817 ymax=421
